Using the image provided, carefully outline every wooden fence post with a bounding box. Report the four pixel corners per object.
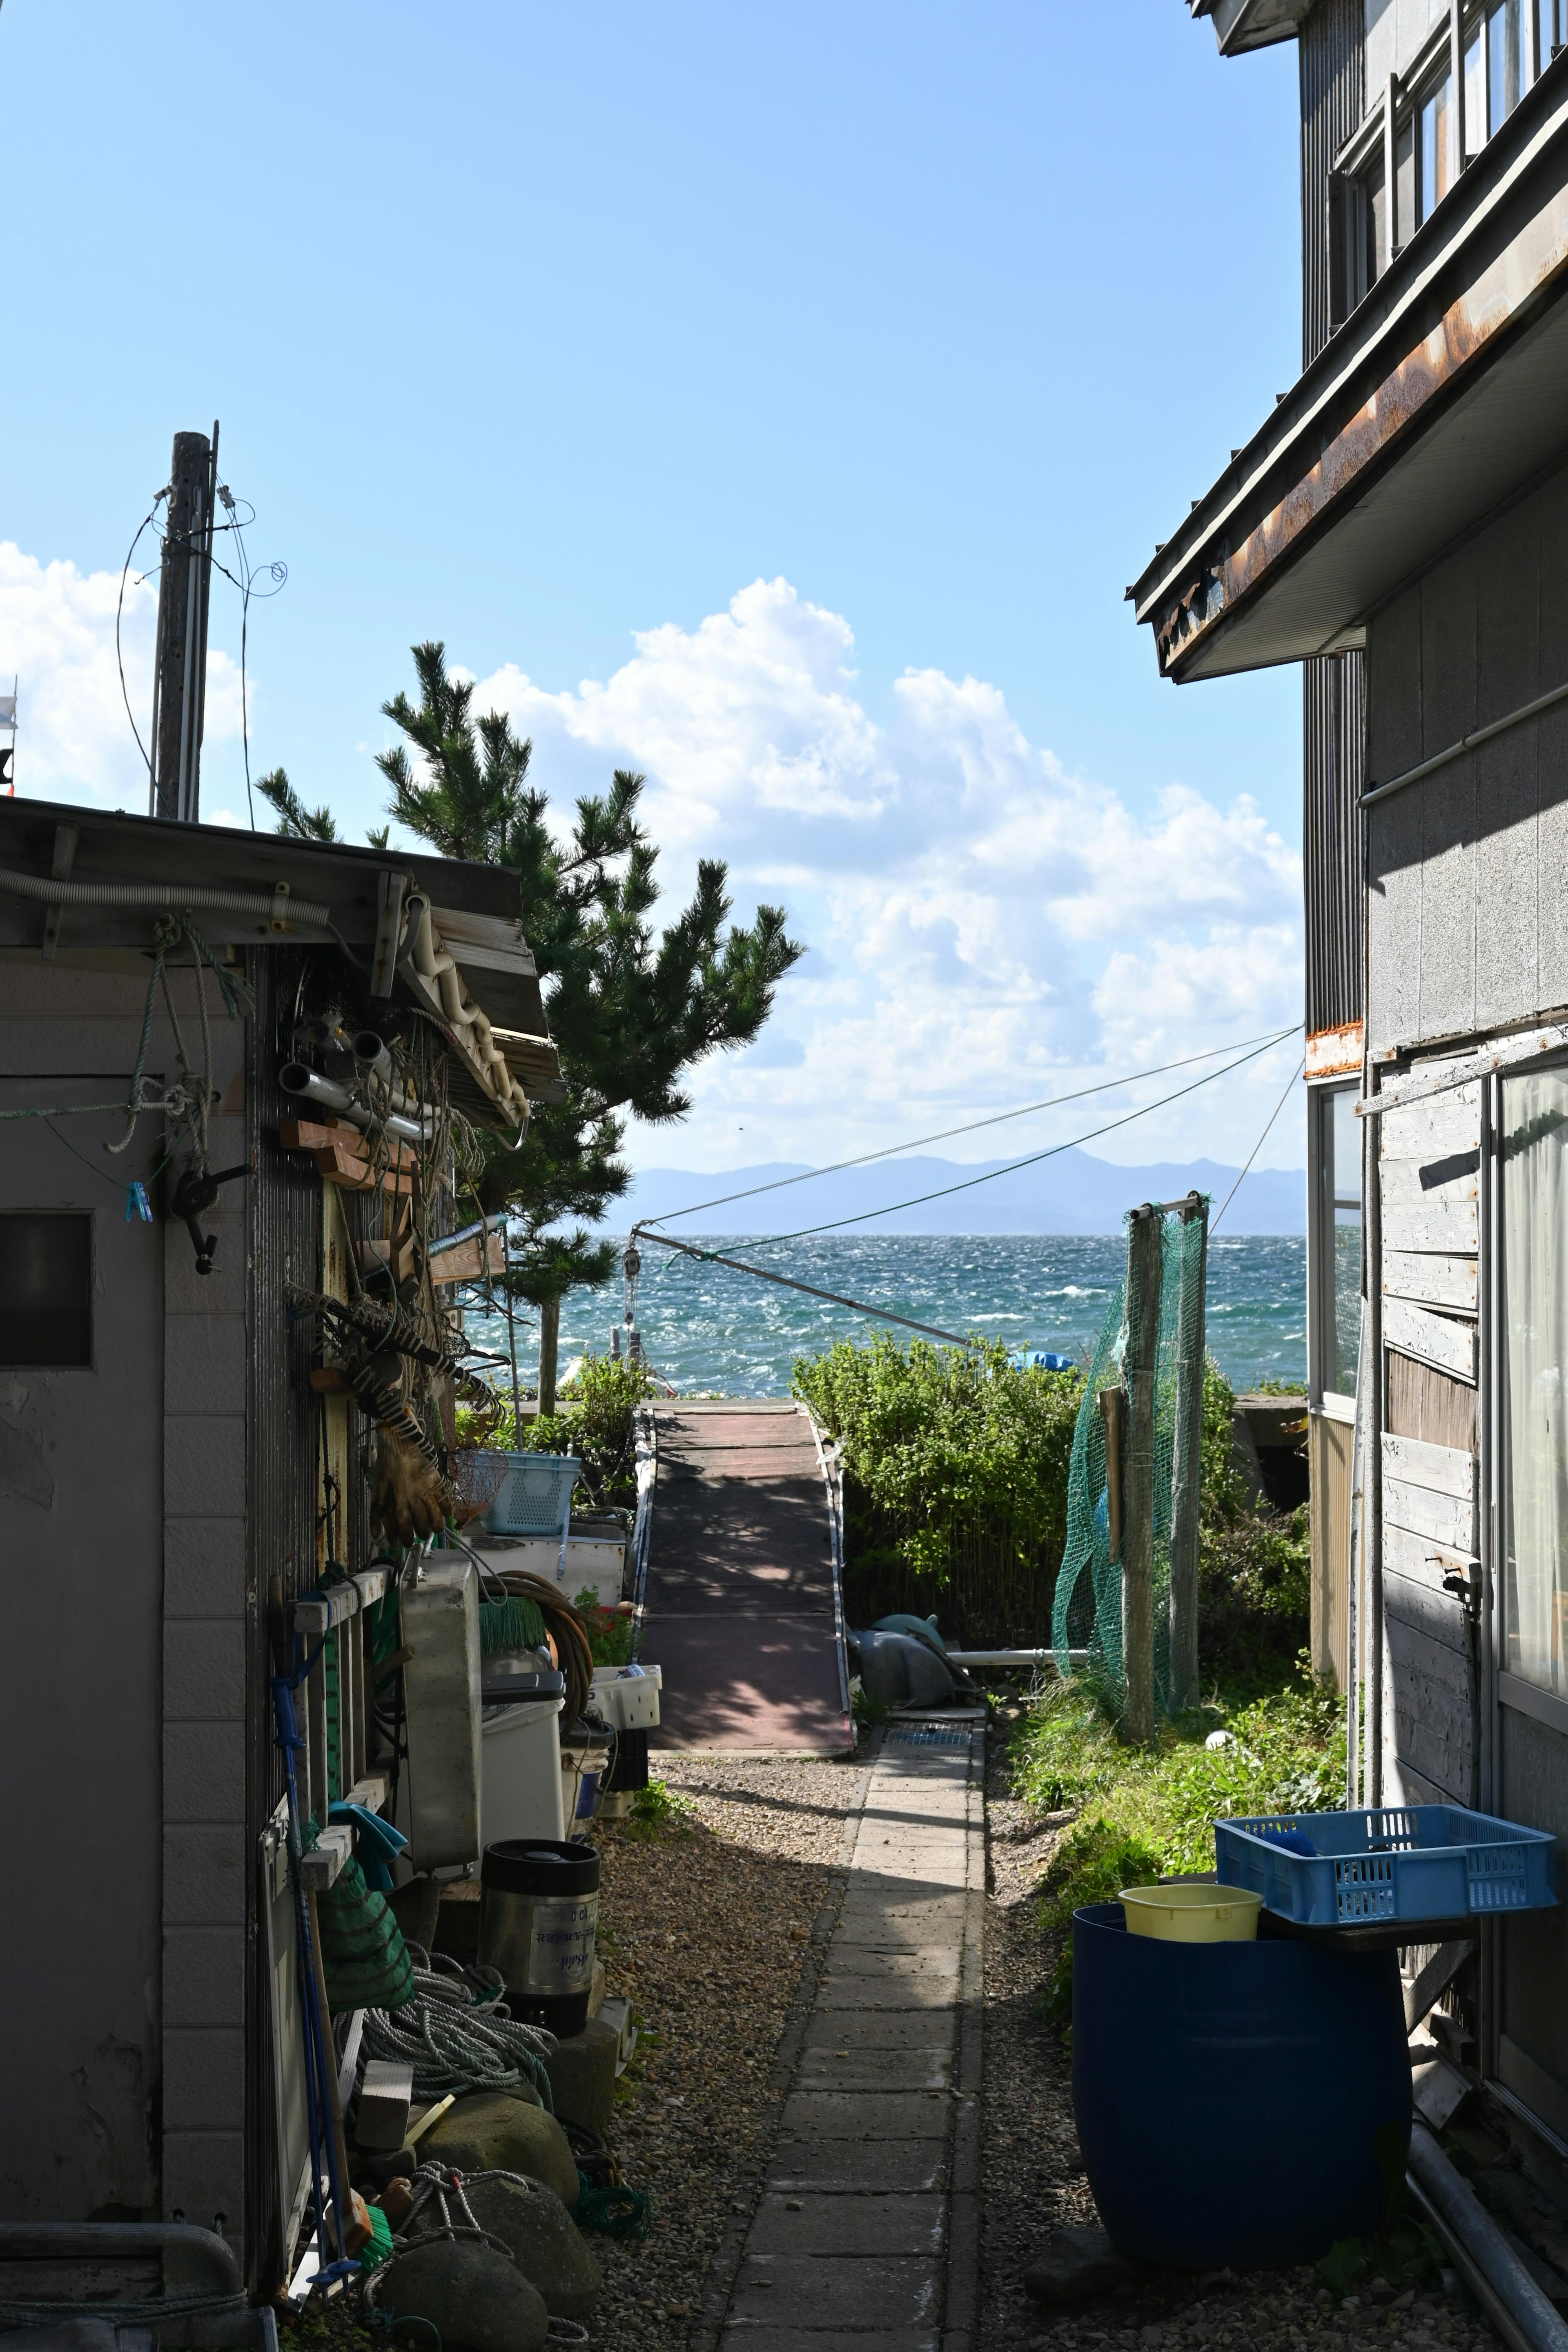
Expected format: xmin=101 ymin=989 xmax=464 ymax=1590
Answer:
xmin=1123 ymin=1205 xmax=1164 ymax=1743
xmin=1168 ymin=1189 xmax=1208 ymax=1714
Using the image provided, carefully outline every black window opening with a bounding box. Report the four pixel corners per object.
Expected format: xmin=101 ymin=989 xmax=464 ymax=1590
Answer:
xmin=0 ymin=1213 xmax=93 ymax=1366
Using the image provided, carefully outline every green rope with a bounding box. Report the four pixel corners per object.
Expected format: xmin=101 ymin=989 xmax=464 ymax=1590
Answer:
xmin=573 ymin=2180 xmax=653 ymax=2236
xmin=479 ymin=1595 xmax=546 ymax=1655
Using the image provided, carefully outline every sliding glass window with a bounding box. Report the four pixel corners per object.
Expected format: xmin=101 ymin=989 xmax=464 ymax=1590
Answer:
xmin=1311 ymin=1084 xmax=1363 ymax=1404
xmin=1418 ymin=72 xmax=1452 ymax=226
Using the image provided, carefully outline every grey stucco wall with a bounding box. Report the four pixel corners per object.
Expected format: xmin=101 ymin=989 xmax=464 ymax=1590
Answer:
xmin=1365 ymin=457 xmax=1568 ymax=1056
xmin=0 ymin=957 xmax=248 ymax=2240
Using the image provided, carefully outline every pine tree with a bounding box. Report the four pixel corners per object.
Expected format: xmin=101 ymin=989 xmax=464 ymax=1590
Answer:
xmin=376 ymin=641 xmax=804 ymax=1353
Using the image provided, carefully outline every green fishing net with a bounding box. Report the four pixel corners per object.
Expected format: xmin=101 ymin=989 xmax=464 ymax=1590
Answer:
xmin=1052 ymin=1199 xmax=1209 ymax=1721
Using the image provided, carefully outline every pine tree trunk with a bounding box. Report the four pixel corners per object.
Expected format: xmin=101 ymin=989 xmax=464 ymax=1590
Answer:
xmin=539 ymin=1296 xmax=561 ymax=1419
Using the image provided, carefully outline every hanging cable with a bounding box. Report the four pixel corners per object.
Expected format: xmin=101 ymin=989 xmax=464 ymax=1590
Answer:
xmin=643 ymin=1023 xmax=1301 ymax=1228
xmin=665 ymin=1028 xmax=1301 ymax=1252
xmin=631 ymin=1229 xmax=976 ymax=1346
xmin=1210 ymin=1056 xmax=1305 ymax=1234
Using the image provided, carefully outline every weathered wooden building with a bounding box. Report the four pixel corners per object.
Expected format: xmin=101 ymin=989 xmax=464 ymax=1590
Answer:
xmin=1136 ymin=0 xmax=1568 ymax=2160
xmin=0 ymin=799 xmax=558 ymax=2287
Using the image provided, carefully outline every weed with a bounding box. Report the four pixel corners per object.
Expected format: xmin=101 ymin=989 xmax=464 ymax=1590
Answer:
xmin=626 ymin=1779 xmax=694 ymax=1838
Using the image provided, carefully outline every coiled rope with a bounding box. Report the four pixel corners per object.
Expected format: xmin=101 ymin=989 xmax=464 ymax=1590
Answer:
xmin=360 ymin=1952 xmax=557 ymax=2108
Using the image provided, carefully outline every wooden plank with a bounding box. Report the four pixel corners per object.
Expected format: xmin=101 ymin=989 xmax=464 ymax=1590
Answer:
xmin=1385 ymin=1298 xmax=1478 ymax=1383
xmin=314 ymin=1141 xmax=414 ymax=1196
xmin=1383 ymin=1250 xmax=1477 ymax=1312
xmin=1379 ymin=1153 xmax=1479 ymax=1207
xmin=1380 ymin=1086 xmax=1481 ymax=1161
xmin=1385 ymin=1472 xmax=1476 ymax=1550
xmin=1381 ymin=1431 xmax=1474 ymax=1502
xmin=1384 ymin=1521 xmax=1477 ymax=1590
xmin=1381 ymin=1198 xmax=1479 ymax=1253
xmin=1387 ymin=1352 xmax=1477 ymax=1453
xmin=1386 ymin=1613 xmax=1475 ymax=1801
xmin=281 ymin=1116 xmax=352 ymax=1150
xmin=1385 ymin=1564 xmax=1471 ymax=1649
xmin=429 ymin=1232 xmax=507 ymax=1286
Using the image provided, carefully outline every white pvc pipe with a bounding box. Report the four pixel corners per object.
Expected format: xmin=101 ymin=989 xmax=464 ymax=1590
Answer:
xmin=0 ymin=865 xmax=331 ymax=923
xmin=404 ymin=892 xmax=526 ymax=1114
xmin=945 ymin=1648 xmax=1089 ymax=1667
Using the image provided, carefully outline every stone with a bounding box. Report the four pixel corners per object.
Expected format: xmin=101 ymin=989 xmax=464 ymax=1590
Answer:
xmin=420 ymin=2091 xmax=579 ymax=2209
xmin=465 ymin=2173 xmax=601 ymax=2319
xmin=375 ymin=2239 xmax=547 ymax=2352
xmin=542 ymin=2014 xmax=620 ymax=2134
xmin=1020 ymin=2224 xmax=1139 ymax=2306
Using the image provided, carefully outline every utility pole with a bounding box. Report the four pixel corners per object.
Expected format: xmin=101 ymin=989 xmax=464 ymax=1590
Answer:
xmin=151 ymin=425 xmax=218 ymax=824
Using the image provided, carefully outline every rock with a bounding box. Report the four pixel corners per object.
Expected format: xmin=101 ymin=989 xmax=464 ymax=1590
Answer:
xmin=376 ymin=2239 xmax=547 ymax=2352
xmin=1021 ymin=2224 xmax=1139 ymax=2305
xmin=421 ymin=2091 xmax=579 ymax=2209
xmin=465 ymin=2173 xmax=601 ymax=2319
xmin=543 ymin=2015 xmax=620 ymax=2134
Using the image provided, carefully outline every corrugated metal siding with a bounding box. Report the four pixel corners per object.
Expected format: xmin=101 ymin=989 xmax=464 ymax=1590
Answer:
xmin=243 ymin=947 xmax=329 ymax=2292
xmin=1305 ymin=649 xmax=1366 ymax=1033
xmin=1300 ymin=0 xmax=1365 ymax=369
xmin=1301 ymin=2 xmax=1368 ymax=1036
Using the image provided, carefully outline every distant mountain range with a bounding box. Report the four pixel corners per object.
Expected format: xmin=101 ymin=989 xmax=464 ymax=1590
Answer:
xmin=604 ymin=1149 xmax=1305 ymax=1237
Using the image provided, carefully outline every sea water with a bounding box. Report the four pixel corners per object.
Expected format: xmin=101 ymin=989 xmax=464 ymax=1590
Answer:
xmin=463 ymin=1231 xmax=1307 ymax=1400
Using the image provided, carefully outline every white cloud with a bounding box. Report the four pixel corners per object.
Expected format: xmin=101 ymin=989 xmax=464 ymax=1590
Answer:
xmin=0 ymin=540 xmax=245 ymax=813
xmin=0 ymin=546 xmax=1303 ymax=1172
xmin=468 ymin=578 xmax=1304 ymax=1169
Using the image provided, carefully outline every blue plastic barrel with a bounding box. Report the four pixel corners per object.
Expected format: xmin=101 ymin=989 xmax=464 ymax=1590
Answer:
xmin=1072 ymin=1902 xmax=1412 ymax=2267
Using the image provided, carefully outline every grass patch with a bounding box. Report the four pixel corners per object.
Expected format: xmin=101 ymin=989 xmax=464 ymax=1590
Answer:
xmin=1022 ymin=1658 xmax=1344 ymax=2024
xmin=625 ymin=1778 xmax=695 ymax=1838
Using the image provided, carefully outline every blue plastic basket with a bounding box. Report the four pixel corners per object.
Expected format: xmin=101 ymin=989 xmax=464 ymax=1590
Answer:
xmin=1214 ymin=1804 xmax=1557 ymax=1927
xmin=484 ymin=1452 xmax=581 ymax=1538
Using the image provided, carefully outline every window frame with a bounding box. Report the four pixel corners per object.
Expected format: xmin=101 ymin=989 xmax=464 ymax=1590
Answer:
xmin=1308 ymin=1078 xmax=1362 ymax=1417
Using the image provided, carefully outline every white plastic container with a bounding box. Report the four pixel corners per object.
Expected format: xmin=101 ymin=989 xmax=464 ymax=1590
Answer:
xmin=481 ymin=1698 xmax=566 ymax=1846
xmin=590 ymin=1663 xmax=662 ymax=1731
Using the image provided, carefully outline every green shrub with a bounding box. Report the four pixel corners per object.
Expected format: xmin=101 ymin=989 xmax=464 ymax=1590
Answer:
xmin=501 ymin=1353 xmax=654 ymax=1508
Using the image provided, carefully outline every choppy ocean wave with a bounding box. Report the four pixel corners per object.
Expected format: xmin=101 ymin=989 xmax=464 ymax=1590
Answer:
xmin=462 ymin=1231 xmax=1306 ymax=1401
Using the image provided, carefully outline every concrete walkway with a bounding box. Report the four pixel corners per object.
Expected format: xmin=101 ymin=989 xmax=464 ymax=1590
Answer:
xmin=713 ymin=1720 xmax=985 ymax=2352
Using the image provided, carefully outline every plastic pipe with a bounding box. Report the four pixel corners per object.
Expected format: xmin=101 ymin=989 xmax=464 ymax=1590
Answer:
xmin=0 ymin=865 xmax=330 ymax=923
xmin=1408 ymin=2123 xmax=1568 ymax=2352
xmin=278 ymin=1062 xmax=432 ymax=1146
xmin=944 ymin=1648 xmax=1090 ymax=1667
xmin=403 ymin=891 xmax=525 ymax=1112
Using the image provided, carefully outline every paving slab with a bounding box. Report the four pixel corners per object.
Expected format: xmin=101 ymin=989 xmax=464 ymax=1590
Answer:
xmin=706 ymin=1723 xmax=982 ymax=2351
xmin=730 ymin=2253 xmax=940 ymax=2329
xmin=802 ymin=2008 xmax=956 ymax=2052
xmin=746 ymin=2191 xmax=947 ymax=2256
xmin=764 ymin=2136 xmax=950 ymax=2194
xmin=779 ymin=2089 xmax=954 ymax=2139
xmin=795 ymin=2043 xmax=951 ymax=2092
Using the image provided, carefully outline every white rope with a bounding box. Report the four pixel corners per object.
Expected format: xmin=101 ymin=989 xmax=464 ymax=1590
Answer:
xmin=360 ymin=1952 xmax=557 ymax=2105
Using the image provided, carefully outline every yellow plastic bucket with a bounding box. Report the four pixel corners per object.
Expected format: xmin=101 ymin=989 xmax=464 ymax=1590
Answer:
xmin=1118 ymin=1882 xmax=1263 ymax=1943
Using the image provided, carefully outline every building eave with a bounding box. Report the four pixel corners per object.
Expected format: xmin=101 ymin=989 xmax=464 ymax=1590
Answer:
xmin=1131 ymin=53 xmax=1568 ymax=684
xmin=1189 ymin=0 xmax=1310 ymax=55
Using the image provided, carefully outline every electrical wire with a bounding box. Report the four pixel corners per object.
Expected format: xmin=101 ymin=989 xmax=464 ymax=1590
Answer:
xmin=1210 ymin=1054 xmax=1305 ymax=1234
xmin=642 ymin=1023 xmax=1301 ymax=1229
xmin=632 ymin=1228 xmax=976 ymax=1346
xmin=116 ymin=497 xmax=165 ymax=793
xmin=667 ymin=1027 xmax=1302 ymax=1252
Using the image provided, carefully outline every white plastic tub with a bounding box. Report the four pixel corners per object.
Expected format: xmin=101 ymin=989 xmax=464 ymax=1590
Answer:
xmin=481 ymin=1691 xmax=565 ymax=1846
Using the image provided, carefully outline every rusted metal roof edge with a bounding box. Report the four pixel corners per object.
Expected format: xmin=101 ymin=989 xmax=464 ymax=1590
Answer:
xmin=1130 ymin=58 xmax=1568 ymax=646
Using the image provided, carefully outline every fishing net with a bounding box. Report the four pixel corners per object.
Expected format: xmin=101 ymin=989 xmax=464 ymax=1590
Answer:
xmin=1052 ymin=1198 xmax=1209 ymax=1722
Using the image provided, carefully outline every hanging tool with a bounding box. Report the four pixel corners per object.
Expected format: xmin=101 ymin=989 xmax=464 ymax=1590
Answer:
xmin=172 ymin=1161 xmax=247 ymax=1275
xmin=267 ymin=1577 xmax=358 ymax=2295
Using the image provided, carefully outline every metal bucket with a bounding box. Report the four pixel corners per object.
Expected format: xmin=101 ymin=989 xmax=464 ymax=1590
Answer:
xmin=479 ymin=1838 xmax=599 ymax=2036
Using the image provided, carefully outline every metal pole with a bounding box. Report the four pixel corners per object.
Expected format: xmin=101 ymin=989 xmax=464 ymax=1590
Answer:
xmin=1167 ymin=1190 xmax=1208 ymax=1713
xmin=1123 ymin=1205 xmax=1163 ymax=1744
xmin=503 ymin=1215 xmax=522 ymax=1445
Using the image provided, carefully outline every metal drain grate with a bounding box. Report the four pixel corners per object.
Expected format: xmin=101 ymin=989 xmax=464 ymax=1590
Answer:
xmin=885 ymin=1725 xmax=971 ymax=1748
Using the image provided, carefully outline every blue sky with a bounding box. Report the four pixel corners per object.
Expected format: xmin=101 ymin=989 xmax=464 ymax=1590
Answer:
xmin=0 ymin=3 xmax=1310 ymax=1176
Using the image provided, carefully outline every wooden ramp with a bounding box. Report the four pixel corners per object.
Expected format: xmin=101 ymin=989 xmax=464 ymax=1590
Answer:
xmin=635 ymin=1400 xmax=852 ymax=1753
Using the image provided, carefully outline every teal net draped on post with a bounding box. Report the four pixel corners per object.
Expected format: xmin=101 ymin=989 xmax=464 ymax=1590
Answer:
xmin=1052 ymin=1196 xmax=1209 ymax=1724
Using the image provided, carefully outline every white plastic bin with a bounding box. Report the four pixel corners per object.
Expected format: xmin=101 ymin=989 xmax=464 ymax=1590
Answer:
xmin=480 ymin=1670 xmax=566 ymax=1846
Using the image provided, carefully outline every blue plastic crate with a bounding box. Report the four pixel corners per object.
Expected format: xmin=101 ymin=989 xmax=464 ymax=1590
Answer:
xmin=484 ymin=1452 xmax=581 ymax=1537
xmin=1214 ymin=1804 xmax=1557 ymax=1927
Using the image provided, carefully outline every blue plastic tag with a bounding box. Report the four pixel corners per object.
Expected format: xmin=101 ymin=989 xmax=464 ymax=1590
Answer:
xmin=126 ymin=1181 xmax=152 ymax=1223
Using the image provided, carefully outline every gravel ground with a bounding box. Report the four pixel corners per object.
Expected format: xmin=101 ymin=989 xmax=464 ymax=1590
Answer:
xmin=585 ymin=1751 xmax=862 ymax=2348
xmin=979 ymin=1711 xmax=1502 ymax=2352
